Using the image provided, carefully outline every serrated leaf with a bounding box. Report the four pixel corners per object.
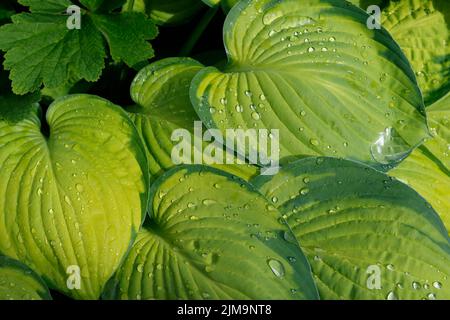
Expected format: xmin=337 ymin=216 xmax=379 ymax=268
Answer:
xmin=0 ymin=255 xmax=52 ymax=300
xmin=128 ymin=57 xmax=259 ymax=180
xmin=390 ymin=92 xmax=450 ymax=232
xmin=91 ymin=12 xmax=157 ymax=66
xmin=0 ymin=95 xmax=149 ymax=299
xmin=107 ymin=165 xmax=319 ymax=300
xmin=0 ymin=0 xmax=157 ymax=94
xmin=190 ymin=0 xmax=429 ymax=169
xmin=252 ymin=157 xmax=450 ymax=300
xmin=382 ymin=0 xmax=450 ymax=105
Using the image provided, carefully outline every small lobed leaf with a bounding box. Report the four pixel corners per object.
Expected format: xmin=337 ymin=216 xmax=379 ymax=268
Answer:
xmin=107 ymin=165 xmax=319 ymax=300
xmin=0 ymin=0 xmax=157 ymax=95
xmin=252 ymin=157 xmax=450 ymax=300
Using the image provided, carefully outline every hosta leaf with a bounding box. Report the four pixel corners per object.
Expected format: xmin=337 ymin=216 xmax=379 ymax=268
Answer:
xmin=190 ymin=0 xmax=429 ymax=169
xmin=390 ymin=92 xmax=450 ymax=231
xmin=125 ymin=0 xmax=204 ymax=26
xmin=107 ymin=165 xmax=319 ymax=300
xmin=252 ymin=157 xmax=450 ymax=300
xmin=0 ymin=255 xmax=51 ymax=300
xmin=0 ymin=95 xmax=149 ymax=299
xmin=382 ymin=0 xmax=450 ymax=105
xmin=128 ymin=57 xmax=259 ymax=180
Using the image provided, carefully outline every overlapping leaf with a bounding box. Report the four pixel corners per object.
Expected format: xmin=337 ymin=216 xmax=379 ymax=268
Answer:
xmin=0 ymin=255 xmax=51 ymax=300
xmin=107 ymin=166 xmax=318 ymax=300
xmin=128 ymin=57 xmax=258 ymax=180
xmin=190 ymin=0 xmax=429 ymax=168
xmin=0 ymin=95 xmax=149 ymax=299
xmin=252 ymin=157 xmax=450 ymax=300
xmin=390 ymin=92 xmax=450 ymax=231
xmin=382 ymin=0 xmax=450 ymax=104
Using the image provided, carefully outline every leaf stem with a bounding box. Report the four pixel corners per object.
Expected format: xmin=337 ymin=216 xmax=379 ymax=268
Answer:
xmin=179 ymin=5 xmax=219 ymax=57
xmin=127 ymin=0 xmax=136 ymax=12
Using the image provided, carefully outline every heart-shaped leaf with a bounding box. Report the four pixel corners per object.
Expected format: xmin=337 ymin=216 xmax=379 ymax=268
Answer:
xmin=126 ymin=0 xmax=204 ymax=25
xmin=0 ymin=255 xmax=51 ymax=300
xmin=252 ymin=157 xmax=450 ymax=300
xmin=381 ymin=0 xmax=449 ymax=105
xmin=0 ymin=95 xmax=149 ymax=299
xmin=128 ymin=57 xmax=259 ymax=180
xmin=390 ymin=91 xmax=450 ymax=232
xmin=106 ymin=165 xmax=319 ymax=300
xmin=190 ymin=0 xmax=429 ymax=169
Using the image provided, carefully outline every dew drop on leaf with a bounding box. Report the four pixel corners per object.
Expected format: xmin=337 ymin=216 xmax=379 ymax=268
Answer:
xmin=267 ymin=259 xmax=285 ymax=277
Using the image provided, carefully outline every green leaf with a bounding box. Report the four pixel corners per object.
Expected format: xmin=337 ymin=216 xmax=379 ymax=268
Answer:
xmin=0 ymin=92 xmax=41 ymax=123
xmin=125 ymin=0 xmax=204 ymax=26
xmin=382 ymin=0 xmax=450 ymax=105
xmin=190 ymin=0 xmax=429 ymax=169
xmin=390 ymin=92 xmax=450 ymax=232
xmin=0 ymin=0 xmax=157 ymax=95
xmin=0 ymin=255 xmax=52 ymax=300
xmin=252 ymin=157 xmax=450 ymax=300
xmin=91 ymin=12 xmax=157 ymax=67
xmin=107 ymin=165 xmax=319 ymax=300
xmin=0 ymin=94 xmax=150 ymax=299
xmin=128 ymin=57 xmax=259 ymax=180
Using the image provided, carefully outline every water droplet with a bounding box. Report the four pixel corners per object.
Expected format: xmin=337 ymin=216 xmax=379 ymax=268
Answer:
xmin=64 ymin=196 xmax=71 ymax=205
xmin=329 ymin=36 xmax=336 ymax=42
xmin=267 ymin=259 xmax=285 ymax=277
xmin=189 ymin=215 xmax=199 ymax=220
xmin=307 ymin=47 xmax=315 ymax=53
xmin=48 ymin=208 xmax=54 ymax=214
xmin=37 ymin=188 xmax=43 ymax=196
xmin=283 ymin=231 xmax=297 ymax=244
xmin=303 ymin=177 xmax=310 ymax=184
xmin=386 ymin=291 xmax=398 ymax=300
xmin=412 ymin=281 xmax=421 ymax=290
xmin=220 ymin=97 xmax=227 ymax=105
xmin=136 ymin=264 xmax=144 ymax=273
xmin=310 ymin=139 xmax=320 ymax=146
xmin=321 ymin=47 xmax=328 ymax=52
xmin=75 ymin=184 xmax=84 ymax=192
xmin=370 ymin=127 xmax=412 ymax=165
xmin=271 ymin=196 xmax=278 ymax=203
xmin=245 ymin=90 xmax=252 ymax=97
xmin=251 ymin=112 xmax=261 ymax=120
xmin=300 ymin=188 xmax=309 ymax=195
xmin=202 ymin=199 xmax=216 ymax=206
xmin=300 ymin=110 xmax=307 ymax=117
xmin=288 ymin=256 xmax=297 ymax=263
xmin=386 ymin=264 xmax=395 ymax=271
xmin=235 ymin=104 xmax=243 ymax=113
xmin=433 ymin=281 xmax=442 ymax=289
xmin=427 ymin=293 xmax=436 ymax=300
